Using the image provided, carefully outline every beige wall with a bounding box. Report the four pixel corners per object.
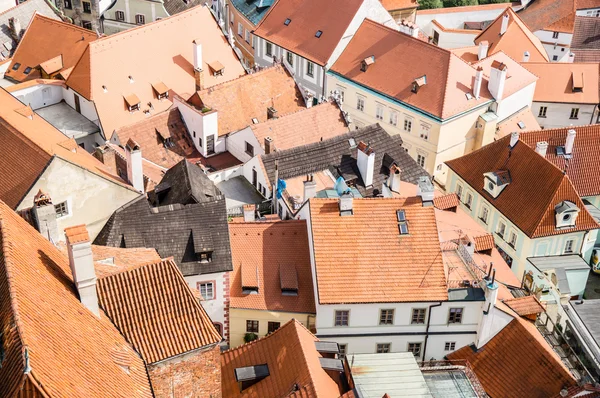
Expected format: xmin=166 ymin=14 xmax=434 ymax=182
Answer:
xmin=389 ymin=7 xmax=417 ymax=23
xmin=227 ymin=2 xmax=257 ymax=68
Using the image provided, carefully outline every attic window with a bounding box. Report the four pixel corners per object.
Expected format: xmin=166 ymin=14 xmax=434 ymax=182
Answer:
xmin=572 ymin=72 xmax=584 ymax=92
xmin=412 ymin=75 xmax=427 ymax=93
xmin=397 ymin=210 xmax=409 ymax=235
xmin=284 ymin=18 xmax=291 ymax=25
xmin=555 ymin=200 xmax=580 ymax=229
xmin=235 ymin=364 xmax=270 ymax=391
xmin=199 ymin=251 xmax=212 ymax=263
xmin=280 ymin=264 xmax=298 ymax=296
xmin=517 ymin=121 xmax=525 ymax=129
xmin=151 ymin=82 xmax=169 ymax=100
xmin=252 ymin=118 xmax=259 ymax=124
xmin=102 ymin=85 xmax=108 ymax=93
xmin=23 ymin=66 xmax=32 ymax=74
xmin=12 ymin=62 xmax=20 ymax=71
xmin=124 ymin=94 xmax=141 ymax=112
xmin=128 ymin=75 xmax=134 ymax=83
xmin=483 ymin=170 xmax=511 ymax=199
xmin=208 ymin=60 xmax=225 ymax=77
xmin=360 ymin=56 xmax=375 ymax=72
xmin=315 ymin=30 xmax=322 ymax=38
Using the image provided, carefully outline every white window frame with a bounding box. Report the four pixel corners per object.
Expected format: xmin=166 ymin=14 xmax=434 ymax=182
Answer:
xmin=334 ymin=310 xmax=350 ymax=327
xmin=497 ymin=220 xmax=506 ymax=239
xmin=404 ymin=118 xmax=412 ymax=132
xmin=480 ymin=206 xmax=489 ymax=224
xmin=389 ymin=110 xmax=398 ymax=126
xmin=135 ymin=14 xmax=145 ymax=25
xmin=564 ymin=239 xmax=575 ymax=254
xmin=456 ymin=183 xmax=463 ymax=200
xmin=306 ymin=61 xmax=314 ymax=77
xmin=465 ymin=192 xmax=473 ymax=210
xmin=420 ymin=123 xmax=431 ymax=140
xmin=238 ymin=22 xmax=243 ymax=36
xmin=375 ymin=103 xmax=384 ymax=121
xmin=198 ymin=282 xmax=215 ymax=300
xmin=286 ymin=51 xmax=293 ymax=66
xmin=265 ymin=42 xmax=273 ymax=57
xmin=376 ymin=343 xmax=391 ymax=353
xmin=508 ymin=231 xmax=517 ymax=249
xmin=444 ymin=342 xmax=456 ymax=351
xmin=54 ymin=200 xmax=70 ymax=219
xmin=356 ymin=97 xmax=365 ymax=112
xmin=407 ymin=342 xmax=422 ymax=358
xmin=417 ymin=154 xmax=426 ymax=168
xmin=245 ymin=29 xmax=250 ymax=43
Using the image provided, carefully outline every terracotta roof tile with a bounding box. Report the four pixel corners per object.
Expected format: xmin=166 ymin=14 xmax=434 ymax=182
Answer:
xmin=577 ymin=0 xmax=600 ymax=10
xmin=380 ymin=0 xmax=417 ymax=10
xmin=97 ymin=258 xmax=221 ymax=364
xmin=518 ymin=0 xmax=576 ymax=33
xmin=221 ymin=319 xmax=342 ymax=398
xmin=572 ymin=48 xmax=600 ymax=62
xmin=229 ymin=220 xmax=316 ymax=313
xmin=64 ymin=224 xmax=91 ymax=244
xmin=446 ymin=135 xmax=599 ymax=238
xmin=309 ymin=198 xmax=448 ymax=304
xmin=433 ymin=193 xmax=460 ymax=210
xmin=90 ymin=245 xmax=162 ymax=277
xmin=417 ymin=2 xmax=514 ymax=15
xmin=503 ymin=295 xmax=545 ymax=316
xmin=473 ymin=52 xmax=538 ymax=99
xmin=522 ymin=62 xmax=600 ymax=104
xmin=473 ymin=234 xmax=495 ymax=252
xmin=253 ymin=0 xmax=364 ymax=65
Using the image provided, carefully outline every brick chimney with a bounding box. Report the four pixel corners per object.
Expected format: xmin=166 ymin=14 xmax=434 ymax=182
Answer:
xmin=267 ymin=107 xmax=278 ymax=120
xmin=477 ymin=41 xmax=488 ymax=60
xmin=32 ymin=189 xmax=59 ymax=243
xmin=125 ymin=139 xmax=144 ymax=193
xmin=193 ymin=39 xmax=204 ymax=91
xmin=387 ymin=164 xmax=402 ymax=194
xmin=243 ymin=204 xmax=256 ymax=222
xmin=356 ymin=141 xmax=375 ymax=187
xmin=264 ymin=136 xmax=274 ymax=154
xmin=94 ymin=145 xmax=117 ymax=175
xmin=303 ymin=174 xmax=317 ymax=202
xmin=65 ymin=225 xmax=100 ymax=317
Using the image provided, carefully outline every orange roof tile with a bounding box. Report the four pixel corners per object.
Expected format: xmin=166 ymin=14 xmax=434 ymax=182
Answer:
xmin=520 ymin=125 xmax=600 ymax=197
xmin=250 ymin=102 xmax=349 ymax=151
xmin=221 ymin=319 xmax=342 ymax=398
xmin=64 ymin=224 xmax=90 ymax=244
xmin=39 ymin=54 xmax=63 ymax=75
xmin=331 ymin=20 xmax=494 ymax=120
xmin=66 ymin=6 xmax=245 ymax=134
xmin=448 ymin=304 xmax=576 ymax=398
xmin=229 ymin=220 xmax=316 ymax=313
xmin=475 ymin=8 xmax=549 ymax=62
xmin=417 ymin=2 xmax=514 ymax=15
xmin=5 ymin=14 xmax=96 ymax=83
xmin=253 ymin=0 xmax=364 ymax=65
xmin=446 ymin=134 xmax=599 ymax=238
xmin=90 ymin=245 xmax=162 ymax=277
xmin=96 ymin=258 xmax=221 ymax=364
xmin=503 ymin=295 xmax=545 ymax=316
xmin=473 ymin=234 xmax=495 ymax=252
xmin=473 ymin=52 xmax=538 ymax=99
xmin=522 ymin=62 xmax=600 ymax=104
xmin=433 ymin=193 xmax=460 ymax=210
xmin=518 ymin=0 xmax=576 ymax=33
xmin=0 ymin=200 xmax=152 ymax=397
xmin=495 ymin=106 xmax=540 ymax=139
xmin=192 ymin=65 xmax=305 ymax=136
xmin=380 ymin=0 xmax=418 ymax=10
xmin=309 ymin=198 xmax=448 ymax=304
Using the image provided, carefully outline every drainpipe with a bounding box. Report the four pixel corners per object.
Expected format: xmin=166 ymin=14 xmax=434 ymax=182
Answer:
xmin=422 ymin=301 xmax=442 ymax=361
xmin=591 ymin=104 xmax=598 ymax=125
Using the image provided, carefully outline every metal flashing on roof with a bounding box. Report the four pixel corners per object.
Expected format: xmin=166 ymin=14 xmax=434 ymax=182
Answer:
xmin=448 ymin=287 xmax=485 ymax=301
xmin=314 ymin=341 xmax=339 ymax=354
xmin=234 ymin=364 xmax=270 ymax=382
xmin=319 ymin=357 xmax=344 ymax=372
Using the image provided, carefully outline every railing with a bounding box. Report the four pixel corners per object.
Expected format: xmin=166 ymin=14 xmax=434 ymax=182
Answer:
xmin=418 ymin=359 xmax=488 ymax=397
xmin=456 ymin=243 xmax=486 ymax=283
xmin=227 ymin=200 xmax=273 ymax=218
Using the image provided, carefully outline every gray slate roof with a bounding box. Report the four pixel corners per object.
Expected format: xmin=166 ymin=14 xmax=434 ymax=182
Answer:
xmin=261 ymin=123 xmax=429 ymax=197
xmin=0 ymin=0 xmax=61 ymax=60
xmin=163 ymin=0 xmax=201 ymax=17
xmin=572 ymin=16 xmax=600 ymax=50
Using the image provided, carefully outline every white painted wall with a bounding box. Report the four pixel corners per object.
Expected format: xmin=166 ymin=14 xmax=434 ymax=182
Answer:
xmin=185 ymin=271 xmax=227 ymax=332
xmin=207 ymin=164 xmax=243 ymax=184
xmin=0 ymin=0 xmax=15 ymax=14
xmin=227 ymin=126 xmax=263 ymax=163
xmin=175 ymin=97 xmax=219 ymax=157
xmin=9 ymin=84 xmax=63 ymax=109
xmin=531 ymin=101 xmax=598 ymax=129
xmin=433 ymin=28 xmax=478 ymax=49
xmin=577 ymin=8 xmax=600 ymax=16
xmin=534 ymin=30 xmax=572 ymax=62
xmin=416 ymin=7 xmax=508 ymax=37
xmin=495 ymin=82 xmax=536 ymax=122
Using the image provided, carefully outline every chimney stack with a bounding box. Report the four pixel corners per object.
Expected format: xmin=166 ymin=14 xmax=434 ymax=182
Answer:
xmin=32 ymin=190 xmax=59 ymax=243
xmin=565 ymin=129 xmax=576 ymax=155
xmin=8 ymin=17 xmax=21 ymax=42
xmin=510 ymin=131 xmax=519 ymax=148
xmin=500 ymin=13 xmax=509 ymax=35
xmin=338 ymin=191 xmax=353 ymax=216
xmin=193 ymin=39 xmax=204 ymax=91
xmin=305 ymin=92 xmax=314 ymax=109
xmin=568 ymin=52 xmax=575 ymax=63
xmin=387 ymin=164 xmax=402 ymax=193
xmin=476 ymin=269 xmax=499 ymax=348
xmin=522 ymin=51 xmax=530 ymax=63
xmin=535 ymin=141 xmax=548 ymax=157
xmin=411 ymin=25 xmax=419 ymax=38
xmin=264 ymin=136 xmax=274 ymax=154
xmin=477 ymin=41 xmax=489 ymax=60
xmin=356 ymin=141 xmax=375 ymax=187
xmin=488 ymin=61 xmax=507 ymax=101
xmin=473 ymin=66 xmax=483 ymax=99
xmin=417 ymin=176 xmax=434 ymax=204
xmin=125 ymin=139 xmax=144 ymax=193
xmin=243 ymin=204 xmax=256 ymax=222
xmin=303 ymin=174 xmax=317 ymax=202
xmin=267 ymin=107 xmax=278 ymax=120
xmin=65 ymin=225 xmax=100 ymax=317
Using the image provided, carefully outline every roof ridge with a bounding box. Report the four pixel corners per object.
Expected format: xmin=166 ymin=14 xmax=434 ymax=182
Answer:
xmin=252 ymin=101 xmax=336 ymax=127
xmin=199 ymin=64 xmax=287 ymax=95
xmin=506 ymin=7 xmax=550 ymax=61
xmin=34 ymin=13 xmax=98 ymax=37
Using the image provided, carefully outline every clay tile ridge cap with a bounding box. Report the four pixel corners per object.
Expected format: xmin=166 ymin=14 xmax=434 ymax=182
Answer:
xmin=126 ymin=138 xmax=140 ymax=151
xmin=65 ymin=224 xmax=90 ymax=244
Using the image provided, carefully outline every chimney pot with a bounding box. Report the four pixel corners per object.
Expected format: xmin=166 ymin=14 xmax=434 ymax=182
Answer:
xmin=303 ymin=175 xmax=317 ymax=202
xmin=126 ymin=139 xmax=144 ymax=193
xmin=243 ymin=204 xmax=256 ymax=222
xmin=535 ymin=141 xmax=548 ymax=157
xmin=510 ymin=132 xmax=519 ymax=148
xmin=477 ymin=41 xmax=489 ymax=60
xmin=565 ymin=129 xmax=576 ymax=155
xmin=65 ymin=225 xmax=100 ymax=317
xmin=32 ymin=190 xmax=59 ymax=243
xmin=522 ymin=51 xmax=530 ymax=62
xmin=264 ymin=136 xmax=274 ymax=154
xmin=489 ymin=61 xmax=507 ymax=101
xmin=267 ymin=107 xmax=278 ymax=120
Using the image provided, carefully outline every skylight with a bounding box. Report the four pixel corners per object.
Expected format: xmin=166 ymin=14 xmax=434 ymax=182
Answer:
xmin=284 ymin=18 xmax=291 ymax=26
xmin=12 ymin=63 xmax=20 ymax=71
xmin=315 ymin=30 xmax=322 ymax=38
xmin=396 ymin=210 xmax=406 ymax=222
xmin=23 ymin=67 xmax=32 ymax=74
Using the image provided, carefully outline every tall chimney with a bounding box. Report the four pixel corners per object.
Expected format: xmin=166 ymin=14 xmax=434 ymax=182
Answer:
xmin=565 ymin=129 xmax=576 ymax=155
xmin=32 ymin=190 xmax=59 ymax=243
xmin=125 ymin=139 xmax=144 ymax=193
xmin=356 ymin=141 xmax=375 ymax=187
xmin=477 ymin=41 xmax=489 ymax=60
xmin=8 ymin=17 xmax=21 ymax=42
xmin=243 ymin=204 xmax=256 ymax=222
xmin=568 ymin=52 xmax=575 ymax=63
xmin=476 ymin=269 xmax=499 ymax=348
xmin=193 ymin=39 xmax=204 ymax=91
xmin=500 ymin=13 xmax=509 ymax=35
xmin=305 ymin=92 xmax=314 ymax=109
xmin=522 ymin=51 xmax=530 ymax=63
xmin=338 ymin=191 xmax=353 ymax=216
xmin=303 ymin=174 xmax=317 ymax=202
xmin=510 ymin=131 xmax=519 ymax=148
xmin=264 ymin=136 xmax=274 ymax=154
xmin=473 ymin=66 xmax=483 ymax=99
xmin=387 ymin=164 xmax=402 ymax=193
xmin=267 ymin=107 xmax=278 ymax=119
xmin=535 ymin=141 xmax=548 ymax=157
xmin=65 ymin=225 xmax=100 ymax=317
xmin=488 ymin=61 xmax=507 ymax=101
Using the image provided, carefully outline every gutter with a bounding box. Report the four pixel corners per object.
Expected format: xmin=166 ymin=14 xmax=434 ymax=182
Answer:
xmin=422 ymin=301 xmax=442 ymax=361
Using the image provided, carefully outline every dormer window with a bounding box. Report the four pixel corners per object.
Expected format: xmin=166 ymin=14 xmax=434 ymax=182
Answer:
xmin=242 ymin=263 xmax=259 ymax=294
xmin=483 ymin=170 xmax=511 ymax=199
xmin=280 ymin=264 xmax=298 ymax=296
xmin=124 ymin=94 xmax=141 ymax=112
xmin=199 ymin=251 xmax=212 ymax=263
xmin=235 ymin=364 xmax=269 ymax=391
xmin=360 ymin=56 xmax=375 ymax=72
xmin=151 ymin=82 xmax=169 ymax=100
xmin=412 ymin=75 xmax=427 ymax=93
xmin=572 ymin=71 xmax=584 ymax=93
xmin=12 ymin=62 xmax=20 ymax=71
xmin=23 ymin=66 xmax=32 ymax=74
xmin=555 ymin=200 xmax=580 ymax=229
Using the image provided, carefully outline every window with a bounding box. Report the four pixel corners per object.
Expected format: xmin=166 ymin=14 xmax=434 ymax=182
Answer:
xmin=54 ymin=201 xmax=69 ymax=218
xmin=230 ymin=12 xmax=234 ymax=24
xmin=404 ymin=119 xmax=412 ymax=132
xmin=465 ymin=192 xmax=473 ymax=210
xmin=420 ymin=124 xmax=430 ymax=140
xmin=538 ymin=106 xmax=547 ymax=118
xmin=552 ymin=55 xmax=558 ymax=61
xmin=338 ymin=344 xmax=347 ymax=359
xmin=497 ymin=221 xmax=506 ymax=238
xmin=115 ymin=10 xmax=125 ymax=21
xmin=376 ymin=343 xmax=391 ymax=353
xmin=83 ymin=1 xmax=91 ymax=13
xmin=199 ymin=251 xmax=212 ymax=263
xmin=135 ymin=14 xmax=145 ymax=24
xmin=411 ymin=308 xmax=426 ymax=324
xmin=379 ymin=309 xmax=394 ymax=325
xmin=448 ymin=308 xmax=463 ymax=324
xmin=306 ymin=61 xmax=314 ymax=77
xmin=389 ymin=110 xmax=398 ymax=126
xmin=480 ymin=206 xmax=489 ymax=224
xmin=12 ymin=62 xmax=20 ymax=71
xmin=245 ymin=141 xmax=254 ymax=157
xmin=334 ymin=310 xmax=349 ymax=326
xmin=266 ymin=42 xmax=273 ymax=57
xmin=408 ymin=342 xmax=422 ymax=358
xmin=570 ymin=108 xmax=579 ymax=119
xmin=213 ymin=323 xmax=222 ymax=336
xmin=552 ymin=31 xmax=559 ymax=39
xmin=23 ymin=67 xmax=31 ymax=74
xmin=198 ymin=282 xmax=215 ymax=300
xmin=246 ymin=320 xmax=259 ymax=333
xmin=444 ymin=342 xmax=456 ymax=351
xmin=356 ymin=97 xmax=365 ymax=112
xmin=237 ymin=23 xmax=243 ymax=36
xmin=286 ymin=51 xmax=293 ymax=66
xmin=267 ymin=321 xmax=280 ymax=334
xmin=315 ymin=30 xmax=322 ymax=38
xmin=245 ymin=29 xmax=250 ymax=43
xmin=374 ymin=103 xmax=384 ymax=120
xmin=82 ymin=21 xmax=93 ymax=29
xmin=508 ymin=231 xmax=517 ymax=249
xmin=417 ymin=154 xmax=425 ymax=168
xmin=63 ymin=0 xmax=72 ymax=9
xmin=564 ymin=239 xmax=575 ymax=254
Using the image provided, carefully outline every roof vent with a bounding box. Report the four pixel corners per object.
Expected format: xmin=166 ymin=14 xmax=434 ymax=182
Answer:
xmin=315 ymin=30 xmax=322 ymax=38
xmin=284 ymin=18 xmax=291 ymax=26
xmin=360 ymin=56 xmax=375 ymax=72
xmin=128 ymin=75 xmax=134 ymax=83
xmin=483 ymin=170 xmax=511 ymax=199
xmin=102 ymin=85 xmax=108 ymax=93
xmin=314 ymin=341 xmax=340 ymax=354
xmin=235 ymin=364 xmax=270 ymax=391
xmin=412 ymin=75 xmax=426 ymax=93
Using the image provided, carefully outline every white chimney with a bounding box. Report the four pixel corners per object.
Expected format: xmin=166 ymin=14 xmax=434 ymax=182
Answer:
xmin=535 ymin=141 xmax=549 ymax=157
xmin=193 ymin=39 xmax=203 ymax=71
xmin=32 ymin=190 xmax=59 ymax=243
xmin=473 ymin=66 xmax=483 ymax=99
xmin=338 ymin=191 xmax=353 ymax=216
xmin=357 ymin=141 xmax=375 ymax=187
xmin=65 ymin=225 xmax=100 ymax=317
xmin=476 ymin=270 xmax=500 ymax=348
xmin=411 ymin=26 xmax=419 ymax=38
xmin=522 ymin=51 xmax=530 ymax=62
xmin=500 ymin=13 xmax=509 ymax=35
xmin=568 ymin=52 xmax=575 ymax=63
xmin=510 ymin=131 xmax=519 ymax=148
xmin=125 ymin=139 xmax=144 ymax=193
xmin=417 ymin=176 xmax=434 ymax=203
xmin=477 ymin=41 xmax=489 ymax=60
xmin=565 ymin=129 xmax=576 ymax=155
xmin=303 ymin=175 xmax=317 ymax=202
xmin=488 ymin=61 xmax=507 ymax=101
xmin=305 ymin=92 xmax=314 ymax=109
xmin=243 ymin=204 xmax=255 ymax=222
xmin=387 ymin=165 xmax=402 ymax=193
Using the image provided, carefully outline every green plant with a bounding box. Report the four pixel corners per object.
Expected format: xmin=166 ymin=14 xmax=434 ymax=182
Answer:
xmin=244 ymin=332 xmax=258 ymax=343
xmin=418 ymin=0 xmax=443 ymax=8
xmin=201 ymin=106 xmax=211 ymax=113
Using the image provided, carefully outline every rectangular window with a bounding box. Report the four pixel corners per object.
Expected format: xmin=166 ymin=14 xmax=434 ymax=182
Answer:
xmin=538 ymin=106 xmax=547 ymax=117
xmin=379 ymin=309 xmax=394 ymax=325
xmin=552 ymin=31 xmax=559 ymax=39
xmin=497 ymin=221 xmax=506 ymax=239
xmin=245 ymin=29 xmax=250 ymax=43
xmin=267 ymin=321 xmax=280 ymax=334
xmin=64 ymin=0 xmax=72 ymax=9
xmin=448 ymin=308 xmax=463 ymax=324
xmin=135 ymin=14 xmax=145 ymax=24
xmin=54 ymin=201 xmax=69 ymax=218
xmin=552 ymin=55 xmax=559 ymax=61
xmin=404 ymin=119 xmax=412 ymax=132
xmin=408 ymin=342 xmax=422 ymax=358
xmin=115 ymin=10 xmax=125 ymax=21
xmin=480 ymin=206 xmax=489 ymax=224
xmin=198 ymin=282 xmax=215 ymax=300
xmin=238 ymin=22 xmax=243 ymax=36
xmin=306 ymin=61 xmax=314 ymax=77
xmin=334 ymin=310 xmax=349 ymax=326
xmin=465 ymin=192 xmax=473 ymax=210
xmin=420 ymin=124 xmax=430 ymax=140
xmin=83 ymin=1 xmax=91 ymax=12
xmin=570 ymin=108 xmax=579 ymax=119
xmin=564 ymin=239 xmax=575 ymax=254
xmin=245 ymin=141 xmax=254 ymax=157
xmin=375 ymin=104 xmax=384 ymax=120
xmin=266 ymin=42 xmax=273 ymax=57
xmin=356 ymin=97 xmax=365 ymax=112
xmin=411 ymin=308 xmax=426 ymax=324
xmin=376 ymin=343 xmax=391 ymax=354
xmin=456 ymin=184 xmax=463 ymax=200
xmin=286 ymin=51 xmax=293 ymax=66
xmin=338 ymin=344 xmax=347 ymax=359
xmin=508 ymin=231 xmax=517 ymax=248
xmin=389 ymin=110 xmax=398 ymax=126
xmin=417 ymin=154 xmax=425 ymax=168
xmin=246 ymin=320 xmax=259 ymax=333
xmin=444 ymin=342 xmax=456 ymax=351
xmin=82 ymin=21 xmax=93 ymax=29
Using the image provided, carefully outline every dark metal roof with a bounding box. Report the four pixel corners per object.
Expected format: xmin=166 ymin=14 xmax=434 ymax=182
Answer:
xmin=234 ymin=364 xmax=270 ymax=382
xmin=319 ymin=357 xmax=344 ymax=372
xmin=448 ymin=287 xmax=485 ymax=301
xmin=314 ymin=341 xmax=339 ymax=354
xmin=230 ymin=0 xmax=272 ymax=25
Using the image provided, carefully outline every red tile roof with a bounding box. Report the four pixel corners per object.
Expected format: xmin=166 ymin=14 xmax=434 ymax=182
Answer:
xmin=434 ymin=193 xmax=460 ymax=210
xmin=518 ymin=0 xmax=576 ymax=33
xmin=473 ymin=234 xmax=495 ymax=252
xmin=253 ymin=0 xmax=364 ymax=65
xmin=229 ymin=220 xmax=316 ymax=314
xmin=520 ymin=125 xmax=600 ymax=197
xmin=380 ymin=0 xmax=417 ymax=10
xmin=221 ymin=319 xmax=342 ymax=398
xmin=503 ymin=295 xmax=545 ymax=316
xmin=96 ymin=258 xmax=221 ymax=364
xmin=417 ymin=2 xmax=514 ymax=15
xmin=445 ymin=134 xmax=599 ymax=238
xmin=91 ymin=245 xmax=162 ymax=277
xmin=309 ymin=198 xmax=448 ymax=304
